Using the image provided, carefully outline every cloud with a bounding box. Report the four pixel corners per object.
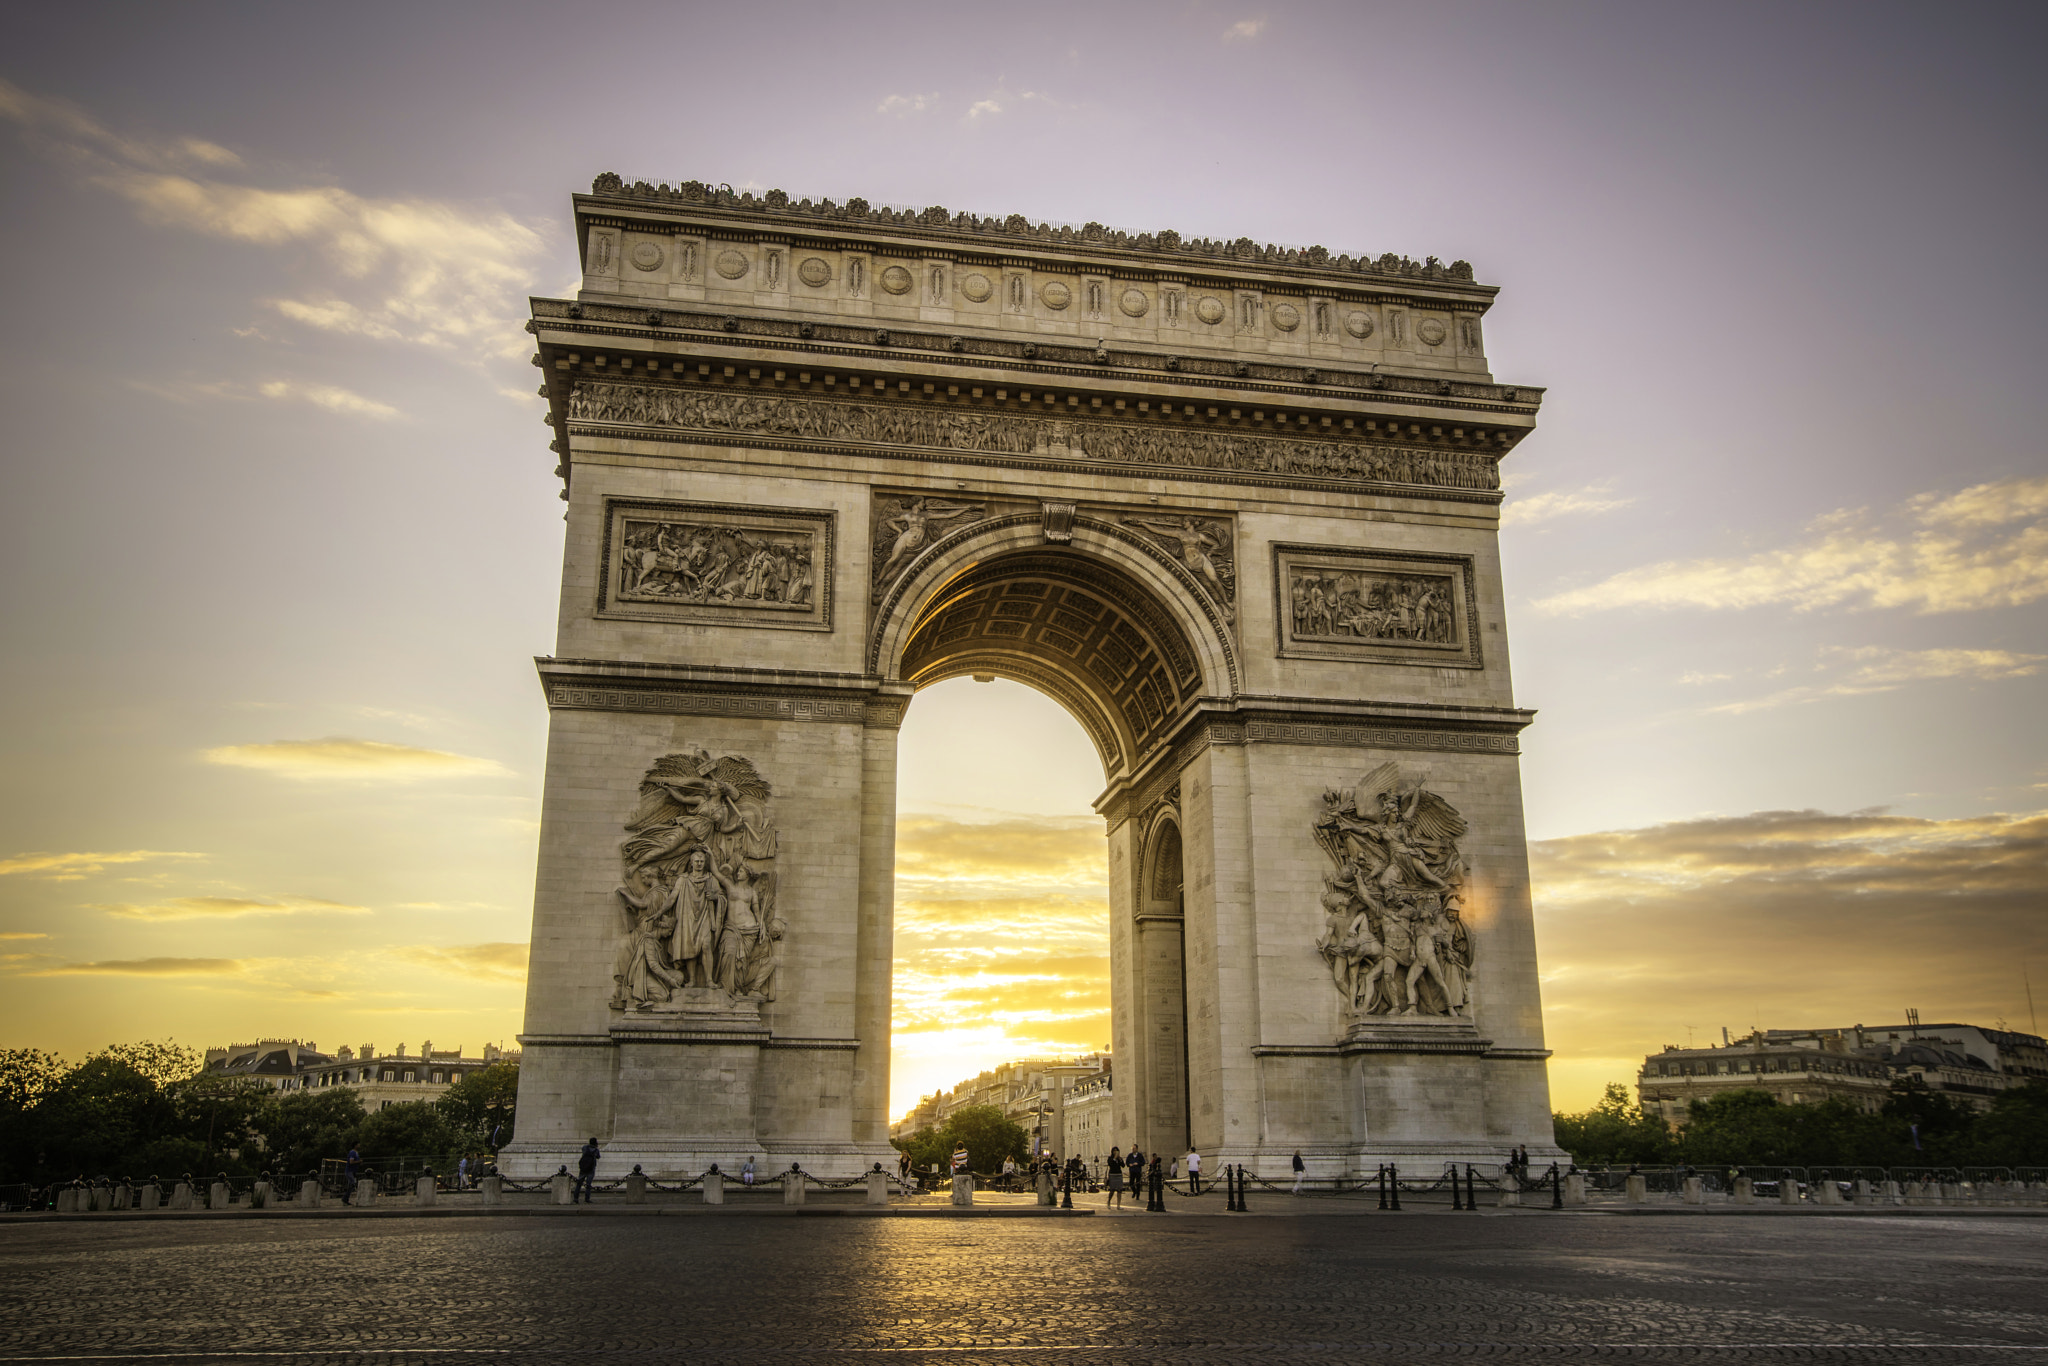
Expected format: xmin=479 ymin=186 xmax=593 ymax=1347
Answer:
xmin=1537 ymin=475 xmax=2048 ymax=616
xmin=1532 ymin=808 xmax=2048 ymax=1105
xmin=1224 ymin=18 xmax=1268 ymax=39
xmin=0 ymin=933 xmax=49 ymax=941
xmin=889 ymin=814 xmax=1112 ymax=1113
xmin=893 ymin=815 xmax=1107 ymax=893
xmin=1501 ymin=482 xmax=1635 ymax=528
xmin=0 ymin=850 xmax=204 ymax=881
xmin=255 ymin=379 xmax=398 ymax=419
xmin=34 ymin=956 xmax=248 ymax=977
xmin=0 ymin=78 xmax=544 ymax=364
xmin=96 ymin=895 xmax=370 ymax=921
xmin=967 ymin=100 xmax=1003 ymax=120
xmin=394 ymin=942 xmax=528 ymax=982
xmin=203 ymin=737 xmax=504 ymax=780
xmin=1705 ymin=645 xmax=2043 ymax=714
xmin=877 ymin=92 xmax=939 ymax=115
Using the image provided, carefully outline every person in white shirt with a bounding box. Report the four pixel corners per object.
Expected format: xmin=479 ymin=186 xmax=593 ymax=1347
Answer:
xmin=1186 ymin=1149 xmax=1201 ymax=1192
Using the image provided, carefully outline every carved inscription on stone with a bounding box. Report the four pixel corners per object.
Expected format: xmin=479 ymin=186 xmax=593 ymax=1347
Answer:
xmin=1120 ymin=514 xmax=1236 ymax=621
xmin=1272 ymin=544 xmax=1480 ymax=668
xmin=1312 ymin=761 xmax=1471 ymax=1019
xmin=612 ymin=749 xmax=785 ymax=1011
xmin=869 ymin=494 xmax=990 ymax=602
xmin=600 ymin=497 xmax=833 ymax=631
xmin=566 ymin=381 xmax=1500 ymax=492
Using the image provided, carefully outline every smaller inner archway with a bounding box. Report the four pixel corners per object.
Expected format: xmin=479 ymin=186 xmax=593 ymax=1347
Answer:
xmin=1135 ymin=813 xmax=1190 ymax=1156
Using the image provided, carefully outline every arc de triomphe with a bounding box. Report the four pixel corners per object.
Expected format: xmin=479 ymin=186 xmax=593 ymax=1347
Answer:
xmin=505 ymin=176 xmax=1556 ymax=1179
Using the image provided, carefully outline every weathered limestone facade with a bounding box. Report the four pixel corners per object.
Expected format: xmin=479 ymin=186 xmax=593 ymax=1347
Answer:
xmin=505 ymin=178 xmax=1557 ymax=1179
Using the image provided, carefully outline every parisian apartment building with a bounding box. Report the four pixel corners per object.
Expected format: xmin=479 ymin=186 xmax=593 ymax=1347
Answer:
xmin=203 ymin=1039 xmax=520 ymax=1110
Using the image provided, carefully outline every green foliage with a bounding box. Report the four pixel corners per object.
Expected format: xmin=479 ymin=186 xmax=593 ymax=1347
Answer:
xmin=255 ymin=1089 xmax=367 ymax=1174
xmin=353 ymin=1101 xmax=465 ymax=1170
xmin=434 ymin=1061 xmax=518 ymax=1152
xmin=889 ymin=1104 xmax=1028 ymax=1174
xmin=1556 ymin=1075 xmax=2048 ymax=1171
xmin=1552 ymin=1083 xmax=1675 ymax=1166
xmin=1960 ymin=1080 xmax=2048 ymax=1166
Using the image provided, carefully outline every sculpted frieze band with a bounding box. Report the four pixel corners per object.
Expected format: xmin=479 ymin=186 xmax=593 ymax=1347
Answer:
xmin=566 ymin=381 xmax=1499 ymax=493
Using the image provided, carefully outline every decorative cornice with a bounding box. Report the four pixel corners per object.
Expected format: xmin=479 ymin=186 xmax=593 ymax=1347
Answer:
xmin=532 ymin=296 xmax=1543 ymax=412
xmin=535 ymin=658 xmax=905 ymax=727
xmin=586 ymin=173 xmax=1481 ymax=289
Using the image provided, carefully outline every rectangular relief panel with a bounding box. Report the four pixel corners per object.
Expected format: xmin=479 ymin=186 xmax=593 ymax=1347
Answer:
xmin=1272 ymin=543 xmax=1481 ymax=669
xmin=599 ymin=497 xmax=834 ymax=631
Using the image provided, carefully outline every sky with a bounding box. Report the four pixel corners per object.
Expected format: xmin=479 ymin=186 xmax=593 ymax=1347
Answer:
xmin=0 ymin=0 xmax=2043 ymax=1119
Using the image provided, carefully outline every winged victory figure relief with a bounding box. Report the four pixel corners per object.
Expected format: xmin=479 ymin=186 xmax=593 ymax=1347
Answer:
xmin=611 ymin=749 xmax=785 ymax=1011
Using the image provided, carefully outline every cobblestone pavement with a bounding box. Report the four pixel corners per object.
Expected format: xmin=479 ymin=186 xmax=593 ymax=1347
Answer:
xmin=3 ymin=1210 xmax=2045 ymax=1364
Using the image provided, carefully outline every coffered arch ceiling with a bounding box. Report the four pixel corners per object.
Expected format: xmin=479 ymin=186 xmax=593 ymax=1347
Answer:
xmin=899 ymin=551 xmax=1206 ymax=778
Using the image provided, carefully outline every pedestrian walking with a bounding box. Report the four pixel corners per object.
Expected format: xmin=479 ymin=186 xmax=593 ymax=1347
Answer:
xmin=457 ymin=1155 xmax=469 ymax=1190
xmin=574 ymin=1137 xmax=600 ymax=1203
xmin=1127 ymin=1147 xmax=1146 ymax=1196
xmin=1105 ymin=1146 xmax=1126 ymax=1209
xmin=1292 ymin=1150 xmax=1306 ymax=1195
xmin=343 ymin=1143 xmax=362 ymax=1205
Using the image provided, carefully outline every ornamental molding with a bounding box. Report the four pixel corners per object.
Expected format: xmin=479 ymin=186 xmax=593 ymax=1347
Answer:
xmin=564 ymin=380 xmax=1501 ymax=497
xmin=532 ymin=296 xmax=1541 ymax=412
xmin=585 ymin=173 xmax=1481 ymax=289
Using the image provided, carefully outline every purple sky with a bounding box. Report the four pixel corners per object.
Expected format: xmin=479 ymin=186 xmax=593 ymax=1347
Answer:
xmin=1 ymin=0 xmax=2043 ymax=1111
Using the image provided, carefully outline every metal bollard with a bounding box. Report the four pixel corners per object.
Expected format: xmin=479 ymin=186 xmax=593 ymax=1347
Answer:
xmin=251 ymin=1180 xmax=271 ymax=1210
xmin=140 ymin=1182 xmax=160 ymax=1211
xmin=415 ymin=1174 xmax=436 ymax=1207
xmin=783 ymin=1163 xmax=806 ymax=1205
xmin=1377 ymin=1164 xmax=1388 ymax=1210
xmin=867 ymin=1164 xmax=890 ymax=1206
xmin=1778 ymin=1174 xmax=1802 ymax=1206
xmin=1148 ymin=1161 xmax=1165 ymax=1212
xmin=1452 ymin=1165 xmax=1464 ymax=1210
xmin=1551 ymin=1163 xmax=1564 ymax=1210
xmin=1466 ymin=1164 xmax=1478 ymax=1211
xmin=1390 ymin=1164 xmax=1402 ymax=1212
xmin=1060 ymin=1167 xmax=1072 ymax=1209
xmin=481 ymin=1174 xmax=501 ymax=1206
xmin=210 ymin=1180 xmax=230 ymax=1210
xmin=299 ymin=1179 xmax=322 ymax=1208
xmin=550 ymin=1168 xmax=572 ymax=1205
xmin=171 ymin=1181 xmax=193 ymax=1211
xmin=702 ymin=1168 xmax=724 ymax=1205
xmin=626 ymin=1166 xmax=647 ymax=1204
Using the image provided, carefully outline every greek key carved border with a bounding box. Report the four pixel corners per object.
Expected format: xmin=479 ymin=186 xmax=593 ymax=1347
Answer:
xmin=546 ymin=685 xmax=878 ymax=725
xmin=1243 ymin=719 xmax=1520 ymax=755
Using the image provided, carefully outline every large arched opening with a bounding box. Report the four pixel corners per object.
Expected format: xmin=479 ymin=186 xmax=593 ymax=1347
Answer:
xmin=881 ymin=535 xmax=1220 ymax=1161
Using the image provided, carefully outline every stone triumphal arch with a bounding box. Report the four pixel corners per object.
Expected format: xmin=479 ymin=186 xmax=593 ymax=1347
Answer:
xmin=505 ymin=176 xmax=1556 ymax=1179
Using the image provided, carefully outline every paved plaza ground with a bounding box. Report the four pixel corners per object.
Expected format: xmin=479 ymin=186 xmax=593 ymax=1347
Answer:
xmin=3 ymin=1205 xmax=2045 ymax=1364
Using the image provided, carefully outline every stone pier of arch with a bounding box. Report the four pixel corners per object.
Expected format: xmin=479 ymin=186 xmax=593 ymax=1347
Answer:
xmin=504 ymin=179 xmax=1560 ymax=1180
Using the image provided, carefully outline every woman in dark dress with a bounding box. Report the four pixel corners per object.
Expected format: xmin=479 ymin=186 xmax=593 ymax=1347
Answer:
xmin=1104 ymin=1146 xmax=1126 ymax=1208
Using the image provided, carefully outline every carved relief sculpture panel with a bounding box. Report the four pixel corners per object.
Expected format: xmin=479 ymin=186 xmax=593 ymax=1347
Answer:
xmin=1120 ymin=513 xmax=1236 ymax=622
xmin=599 ymin=497 xmax=834 ymax=631
xmin=1312 ymin=761 xmax=1472 ymax=1020
xmin=612 ymin=749 xmax=785 ymax=1011
xmin=1272 ymin=544 xmax=1480 ymax=668
xmin=869 ymin=492 xmax=997 ymax=602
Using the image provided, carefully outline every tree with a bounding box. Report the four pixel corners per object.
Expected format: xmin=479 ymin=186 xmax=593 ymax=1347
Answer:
xmin=1963 ymin=1080 xmax=2048 ymax=1166
xmin=167 ymin=1073 xmax=273 ymax=1176
xmin=435 ymin=1062 xmax=518 ymax=1152
xmin=889 ymin=1107 xmax=1029 ymax=1175
xmin=354 ymin=1101 xmax=465 ymax=1170
xmin=0 ymin=1049 xmax=67 ymax=1183
xmin=255 ymin=1089 xmax=367 ymax=1175
xmin=1552 ymin=1083 xmax=1673 ymax=1167
xmin=939 ymin=1105 xmax=1029 ymax=1174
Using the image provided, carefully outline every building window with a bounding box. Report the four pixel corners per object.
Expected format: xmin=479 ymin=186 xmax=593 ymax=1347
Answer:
xmin=383 ymin=1071 xmax=395 ymax=1082
xmin=432 ymin=1072 xmax=444 ymax=1083
xmin=404 ymin=1071 xmax=417 ymax=1082
xmin=449 ymin=1071 xmax=461 ymax=1082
